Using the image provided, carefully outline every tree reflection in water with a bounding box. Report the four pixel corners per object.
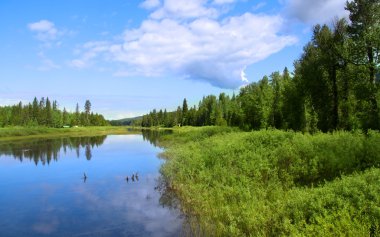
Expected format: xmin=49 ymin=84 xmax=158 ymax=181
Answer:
xmin=0 ymin=136 xmax=106 ymax=165
xmin=0 ymin=134 xmax=194 ymax=237
xmin=142 ymin=130 xmax=206 ymax=236
xmin=141 ymin=129 xmax=172 ymax=147
xmin=155 ymin=175 xmax=205 ymax=237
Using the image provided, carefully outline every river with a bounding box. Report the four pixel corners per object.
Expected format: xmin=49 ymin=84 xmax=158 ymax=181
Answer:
xmin=0 ymin=133 xmax=185 ymax=237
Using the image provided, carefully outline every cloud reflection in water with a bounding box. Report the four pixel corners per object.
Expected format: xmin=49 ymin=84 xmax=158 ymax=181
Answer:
xmin=0 ymin=135 xmax=185 ymax=237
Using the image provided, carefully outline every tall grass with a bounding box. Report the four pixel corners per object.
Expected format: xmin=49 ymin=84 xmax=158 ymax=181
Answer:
xmin=0 ymin=126 xmax=134 ymax=141
xmin=160 ymin=127 xmax=380 ymax=236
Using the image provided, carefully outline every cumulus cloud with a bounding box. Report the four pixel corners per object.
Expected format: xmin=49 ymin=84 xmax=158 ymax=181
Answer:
xmin=139 ymin=0 xmax=161 ymax=10
xmin=150 ymin=0 xmax=219 ymax=19
xmin=213 ymin=0 xmax=236 ymax=4
xmin=284 ymin=0 xmax=349 ymax=24
xmin=28 ymin=20 xmax=59 ymax=42
xmin=71 ymin=1 xmax=297 ymax=89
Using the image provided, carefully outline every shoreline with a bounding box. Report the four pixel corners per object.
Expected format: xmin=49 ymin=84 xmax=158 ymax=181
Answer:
xmin=0 ymin=126 xmax=141 ymax=142
xmin=0 ymin=126 xmax=175 ymax=143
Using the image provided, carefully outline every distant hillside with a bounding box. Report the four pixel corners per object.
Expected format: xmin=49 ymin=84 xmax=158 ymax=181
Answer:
xmin=109 ymin=116 xmax=142 ymax=126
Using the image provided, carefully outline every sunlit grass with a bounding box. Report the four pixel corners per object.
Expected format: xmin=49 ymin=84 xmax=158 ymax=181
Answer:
xmin=159 ymin=127 xmax=380 ymax=236
xmin=0 ymin=126 xmax=137 ymax=142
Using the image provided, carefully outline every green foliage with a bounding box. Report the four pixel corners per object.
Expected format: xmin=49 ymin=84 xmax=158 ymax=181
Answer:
xmin=0 ymin=126 xmax=133 ymax=140
xmin=136 ymin=1 xmax=380 ymax=133
xmin=0 ymin=97 xmax=109 ymax=128
xmin=160 ymin=128 xmax=380 ymax=236
xmin=281 ymin=168 xmax=380 ymax=236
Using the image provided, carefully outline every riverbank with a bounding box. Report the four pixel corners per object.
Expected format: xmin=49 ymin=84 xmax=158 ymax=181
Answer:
xmin=0 ymin=126 xmax=140 ymax=142
xmin=158 ymin=127 xmax=380 ymax=236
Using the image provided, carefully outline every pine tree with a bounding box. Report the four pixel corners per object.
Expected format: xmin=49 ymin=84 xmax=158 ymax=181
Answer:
xmin=32 ymin=97 xmax=39 ymax=124
xmin=84 ymin=100 xmax=91 ymax=126
xmin=63 ymin=107 xmax=69 ymax=125
xmin=182 ymin=98 xmax=188 ymax=125
xmin=75 ymin=103 xmax=80 ymax=126
xmin=38 ymin=97 xmax=46 ymax=125
xmin=175 ymin=106 xmax=182 ymax=126
xmin=45 ymin=97 xmax=53 ymax=126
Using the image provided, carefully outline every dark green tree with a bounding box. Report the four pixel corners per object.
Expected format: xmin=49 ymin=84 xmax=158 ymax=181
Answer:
xmin=74 ymin=103 xmax=80 ymax=126
xmin=32 ymin=97 xmax=39 ymax=124
xmin=182 ymin=98 xmax=188 ymax=125
xmin=45 ymin=97 xmax=53 ymax=127
xmin=346 ymin=0 xmax=380 ymax=129
xmin=63 ymin=107 xmax=69 ymax=125
xmin=84 ymin=100 xmax=91 ymax=126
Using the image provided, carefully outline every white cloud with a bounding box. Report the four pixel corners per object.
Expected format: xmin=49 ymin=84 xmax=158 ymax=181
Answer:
xmin=69 ymin=59 xmax=87 ymax=69
xmin=140 ymin=0 xmax=161 ymax=9
xmin=213 ymin=0 xmax=236 ymax=4
xmin=252 ymin=2 xmax=266 ymax=11
xmin=150 ymin=0 xmax=219 ymax=19
xmin=29 ymin=52 xmax=60 ymax=71
xmin=28 ymin=20 xmax=59 ymax=42
xmin=28 ymin=20 xmax=55 ymax=32
xmin=72 ymin=2 xmax=297 ymax=89
xmin=69 ymin=41 xmax=110 ymax=69
xmin=28 ymin=20 xmax=63 ymax=71
xmin=37 ymin=58 xmax=60 ymax=71
xmin=284 ymin=0 xmax=349 ymax=24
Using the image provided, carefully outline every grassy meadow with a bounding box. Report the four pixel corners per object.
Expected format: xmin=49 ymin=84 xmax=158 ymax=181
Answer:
xmin=0 ymin=126 xmax=139 ymax=142
xmin=159 ymin=127 xmax=380 ymax=236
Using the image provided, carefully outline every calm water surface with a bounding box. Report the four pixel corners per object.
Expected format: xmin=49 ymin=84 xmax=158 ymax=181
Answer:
xmin=0 ymin=134 xmax=184 ymax=237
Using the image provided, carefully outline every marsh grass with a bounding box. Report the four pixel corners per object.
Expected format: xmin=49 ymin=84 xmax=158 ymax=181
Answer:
xmin=0 ymin=126 xmax=137 ymax=142
xmin=159 ymin=127 xmax=380 ymax=236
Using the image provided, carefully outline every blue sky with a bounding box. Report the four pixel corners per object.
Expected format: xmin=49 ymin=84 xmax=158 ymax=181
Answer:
xmin=0 ymin=0 xmax=348 ymax=119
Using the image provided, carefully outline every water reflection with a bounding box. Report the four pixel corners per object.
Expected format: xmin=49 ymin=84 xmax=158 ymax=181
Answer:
xmin=0 ymin=136 xmax=106 ymax=165
xmin=155 ymin=176 xmax=181 ymax=210
xmin=155 ymin=176 xmax=204 ymax=237
xmin=142 ymin=129 xmax=172 ymax=147
xmin=0 ymin=135 xmax=185 ymax=237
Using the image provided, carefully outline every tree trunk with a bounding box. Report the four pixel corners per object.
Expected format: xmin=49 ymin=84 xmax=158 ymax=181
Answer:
xmin=341 ymin=72 xmax=351 ymax=130
xmin=331 ymin=65 xmax=339 ymax=130
xmin=367 ymin=47 xmax=376 ymax=84
xmin=367 ymin=46 xmax=379 ymax=129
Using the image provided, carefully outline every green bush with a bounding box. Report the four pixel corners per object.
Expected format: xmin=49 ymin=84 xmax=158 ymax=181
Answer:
xmin=160 ymin=127 xmax=380 ymax=236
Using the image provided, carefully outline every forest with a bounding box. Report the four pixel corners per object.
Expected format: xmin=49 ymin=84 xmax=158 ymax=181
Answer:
xmin=136 ymin=0 xmax=380 ymax=133
xmin=136 ymin=1 xmax=380 ymax=235
xmin=0 ymin=97 xmax=109 ymax=127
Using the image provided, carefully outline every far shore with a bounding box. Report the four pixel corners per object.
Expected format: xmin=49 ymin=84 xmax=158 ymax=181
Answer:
xmin=0 ymin=126 xmax=144 ymax=142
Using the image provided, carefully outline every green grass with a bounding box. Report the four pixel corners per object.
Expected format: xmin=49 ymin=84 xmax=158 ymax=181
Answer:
xmin=0 ymin=126 xmax=139 ymax=142
xmin=159 ymin=127 xmax=380 ymax=236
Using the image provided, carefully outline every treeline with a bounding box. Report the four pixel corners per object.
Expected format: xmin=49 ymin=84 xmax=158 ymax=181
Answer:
xmin=136 ymin=0 xmax=380 ymax=132
xmin=0 ymin=97 xmax=109 ymax=127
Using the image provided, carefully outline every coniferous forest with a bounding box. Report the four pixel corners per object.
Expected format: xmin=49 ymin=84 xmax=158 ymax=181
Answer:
xmin=137 ymin=1 xmax=380 ymax=133
xmin=0 ymin=97 xmax=108 ymax=127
